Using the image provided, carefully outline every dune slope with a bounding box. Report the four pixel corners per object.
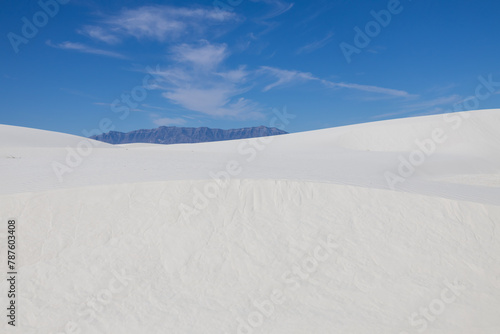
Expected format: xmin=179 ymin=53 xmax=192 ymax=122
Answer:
xmin=1 ymin=110 xmax=499 ymax=333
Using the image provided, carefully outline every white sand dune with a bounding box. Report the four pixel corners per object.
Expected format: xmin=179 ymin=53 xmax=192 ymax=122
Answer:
xmin=1 ymin=110 xmax=499 ymax=333
xmin=1 ymin=109 xmax=499 ymax=203
xmin=0 ymin=124 xmax=111 ymax=149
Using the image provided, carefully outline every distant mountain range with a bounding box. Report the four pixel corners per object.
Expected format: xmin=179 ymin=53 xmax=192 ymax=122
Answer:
xmin=89 ymin=126 xmax=288 ymax=145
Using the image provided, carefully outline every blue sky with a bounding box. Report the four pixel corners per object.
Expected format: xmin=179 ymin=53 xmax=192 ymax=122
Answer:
xmin=2 ymin=0 xmax=500 ymax=135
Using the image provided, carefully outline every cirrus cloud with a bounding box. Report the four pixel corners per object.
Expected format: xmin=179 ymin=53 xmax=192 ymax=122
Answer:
xmin=46 ymin=40 xmax=127 ymax=59
xmin=260 ymin=66 xmax=416 ymax=98
xmin=150 ymin=42 xmax=264 ymax=120
xmin=80 ymin=5 xmax=240 ymax=44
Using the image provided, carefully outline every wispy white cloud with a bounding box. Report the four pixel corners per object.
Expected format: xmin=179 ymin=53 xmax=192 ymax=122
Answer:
xmin=78 ymin=26 xmax=121 ymax=44
xmin=259 ymin=66 xmax=316 ymax=91
xmin=147 ymin=56 xmax=415 ymax=122
xmin=296 ymin=31 xmax=334 ymax=54
xmin=150 ymin=42 xmax=264 ymax=119
xmin=254 ymin=0 xmax=294 ymax=19
xmin=82 ymin=6 xmax=239 ymax=44
xmin=163 ymin=88 xmax=261 ymax=118
xmin=260 ymin=66 xmax=415 ymax=98
xmin=56 ymin=6 xmax=239 ymax=61
xmin=215 ymin=66 xmax=249 ymax=82
xmin=324 ymin=81 xmax=414 ymax=98
xmin=171 ymin=41 xmax=229 ymax=69
xmin=47 ymin=40 xmax=127 ymax=59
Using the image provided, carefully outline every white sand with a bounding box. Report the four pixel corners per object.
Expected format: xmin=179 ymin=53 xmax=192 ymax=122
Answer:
xmin=1 ymin=109 xmax=499 ymax=333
